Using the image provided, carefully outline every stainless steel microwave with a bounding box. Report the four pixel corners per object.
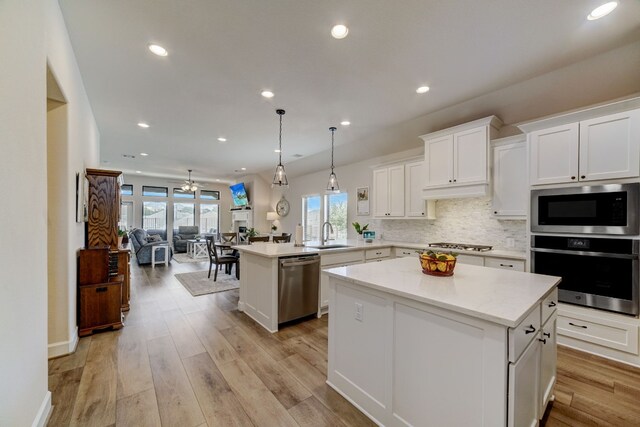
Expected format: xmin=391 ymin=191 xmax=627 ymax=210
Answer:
xmin=531 ymin=183 xmax=639 ymax=235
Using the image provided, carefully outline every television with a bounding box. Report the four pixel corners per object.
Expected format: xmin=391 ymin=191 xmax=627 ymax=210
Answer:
xmin=230 ymin=182 xmax=249 ymax=207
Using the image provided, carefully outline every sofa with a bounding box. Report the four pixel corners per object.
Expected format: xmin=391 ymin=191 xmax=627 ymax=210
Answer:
xmin=173 ymin=226 xmax=200 ymax=253
xmin=129 ymin=228 xmax=173 ymax=265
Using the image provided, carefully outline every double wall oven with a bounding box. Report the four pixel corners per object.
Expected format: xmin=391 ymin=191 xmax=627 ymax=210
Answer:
xmin=531 ymin=183 xmax=640 ymax=316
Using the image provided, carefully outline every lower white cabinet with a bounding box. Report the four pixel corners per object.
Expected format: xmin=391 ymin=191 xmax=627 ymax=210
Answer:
xmin=457 ymin=254 xmax=484 ymax=266
xmin=539 ymin=313 xmax=557 ymax=417
xmin=320 ymin=250 xmax=365 ymax=311
xmin=508 ymin=336 xmax=541 ymax=427
xmin=485 ymin=257 xmax=525 ymax=272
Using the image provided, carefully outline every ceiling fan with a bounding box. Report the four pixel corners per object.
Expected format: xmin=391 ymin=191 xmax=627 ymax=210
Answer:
xmin=180 ymin=169 xmax=199 ymax=192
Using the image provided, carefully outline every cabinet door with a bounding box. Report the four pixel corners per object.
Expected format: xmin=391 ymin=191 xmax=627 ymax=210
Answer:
xmin=539 ymin=314 xmax=557 ymax=418
xmin=492 ymin=142 xmax=527 ymax=217
xmin=388 ymin=165 xmax=405 ymax=217
xmin=373 ymin=168 xmax=389 ymax=217
xmin=456 ymin=254 xmax=484 ymax=266
xmin=508 ymin=337 xmax=541 ymax=427
xmin=530 ymin=123 xmax=579 ymax=185
xmin=454 ymin=126 xmax=488 ymax=185
xmin=406 ymin=161 xmax=427 ymax=217
xmin=579 ymin=109 xmax=640 ymax=182
xmin=424 ymin=135 xmax=453 ymax=188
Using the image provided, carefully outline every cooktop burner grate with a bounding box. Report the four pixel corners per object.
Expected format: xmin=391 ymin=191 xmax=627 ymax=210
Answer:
xmin=428 ymin=242 xmax=493 ymax=252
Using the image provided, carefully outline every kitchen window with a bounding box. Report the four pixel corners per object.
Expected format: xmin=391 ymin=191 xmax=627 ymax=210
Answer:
xmin=302 ymin=193 xmax=348 ymax=242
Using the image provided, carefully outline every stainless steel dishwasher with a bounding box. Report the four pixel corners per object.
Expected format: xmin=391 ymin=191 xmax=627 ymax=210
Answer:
xmin=278 ymin=254 xmax=320 ymax=323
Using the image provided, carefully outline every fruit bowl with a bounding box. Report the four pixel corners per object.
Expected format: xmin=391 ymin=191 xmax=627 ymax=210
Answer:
xmin=419 ymin=251 xmax=457 ymax=276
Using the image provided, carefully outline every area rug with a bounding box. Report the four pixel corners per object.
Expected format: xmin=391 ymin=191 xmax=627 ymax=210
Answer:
xmin=174 ymin=270 xmax=239 ymax=296
xmin=173 ymin=253 xmax=208 ymax=264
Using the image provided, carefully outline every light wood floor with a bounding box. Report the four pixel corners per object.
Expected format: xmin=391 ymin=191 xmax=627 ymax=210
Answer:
xmin=48 ymin=259 xmax=640 ymax=426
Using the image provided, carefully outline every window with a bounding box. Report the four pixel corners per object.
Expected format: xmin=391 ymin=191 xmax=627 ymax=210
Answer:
xmin=142 ymin=201 xmax=167 ymax=230
xmin=120 ymin=184 xmax=133 ymax=196
xmin=200 ymin=190 xmax=220 ymax=200
xmin=173 ymin=188 xmax=195 ymax=199
xmin=174 ymin=203 xmax=195 ymax=227
xmin=302 ymin=193 xmax=348 ymax=242
xmin=119 ymin=201 xmax=133 ymax=230
xmin=302 ymin=195 xmax=321 ymax=242
xmin=142 ymin=185 xmax=168 ymax=197
xmin=200 ymin=204 xmax=219 ymax=234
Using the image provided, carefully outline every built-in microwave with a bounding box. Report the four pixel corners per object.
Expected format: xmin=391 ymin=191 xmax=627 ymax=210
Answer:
xmin=531 ymin=183 xmax=639 ymax=235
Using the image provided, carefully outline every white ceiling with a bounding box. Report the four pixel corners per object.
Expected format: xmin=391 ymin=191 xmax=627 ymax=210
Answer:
xmin=58 ymin=0 xmax=640 ymax=182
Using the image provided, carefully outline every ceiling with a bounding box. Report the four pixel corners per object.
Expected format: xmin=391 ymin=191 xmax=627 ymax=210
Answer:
xmin=59 ymin=0 xmax=640 ymax=182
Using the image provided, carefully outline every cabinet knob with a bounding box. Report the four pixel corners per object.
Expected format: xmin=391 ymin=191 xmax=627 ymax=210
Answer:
xmin=421 ymin=212 xmax=424 ymax=215
xmin=569 ymin=322 xmax=588 ymax=329
xmin=453 ymin=179 xmax=457 ymax=182
xmin=538 ymin=338 xmax=547 ymax=345
xmin=543 ymin=332 xmax=550 ymax=338
xmin=494 ymin=211 xmax=498 ymax=214
xmin=499 ymin=263 xmax=513 ymax=268
xmin=548 ymin=301 xmax=556 ymax=307
xmin=571 ymin=176 xmax=576 ymax=180
xmin=581 ymin=175 xmax=586 ymax=179
xmin=525 ymin=325 xmax=536 ymax=334
xmin=448 ymin=180 xmax=452 ymax=183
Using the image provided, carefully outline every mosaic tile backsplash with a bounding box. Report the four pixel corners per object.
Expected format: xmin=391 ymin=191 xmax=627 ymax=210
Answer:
xmin=370 ymin=197 xmax=527 ymax=251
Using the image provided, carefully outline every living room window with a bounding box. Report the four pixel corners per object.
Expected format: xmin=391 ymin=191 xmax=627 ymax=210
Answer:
xmin=302 ymin=193 xmax=348 ymax=242
xmin=200 ymin=190 xmax=220 ymax=200
xmin=200 ymin=204 xmax=219 ymax=234
xmin=142 ymin=201 xmax=167 ymax=230
xmin=173 ymin=188 xmax=195 ymax=199
xmin=120 ymin=201 xmax=133 ymax=230
xmin=174 ymin=202 xmax=195 ymax=227
xmin=120 ymin=184 xmax=133 ymax=196
xmin=142 ymin=186 xmax=168 ymax=197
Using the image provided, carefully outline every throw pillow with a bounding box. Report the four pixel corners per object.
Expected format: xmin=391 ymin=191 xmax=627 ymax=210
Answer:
xmin=146 ymin=234 xmax=162 ymax=243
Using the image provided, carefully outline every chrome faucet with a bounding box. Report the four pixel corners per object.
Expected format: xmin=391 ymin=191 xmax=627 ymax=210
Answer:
xmin=321 ymin=221 xmax=334 ymax=245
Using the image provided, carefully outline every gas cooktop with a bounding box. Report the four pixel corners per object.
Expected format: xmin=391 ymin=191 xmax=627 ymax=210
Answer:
xmin=428 ymin=242 xmax=493 ymax=252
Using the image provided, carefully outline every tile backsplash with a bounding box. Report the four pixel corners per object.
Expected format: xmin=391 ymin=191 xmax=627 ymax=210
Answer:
xmin=370 ymin=197 xmax=527 ymax=251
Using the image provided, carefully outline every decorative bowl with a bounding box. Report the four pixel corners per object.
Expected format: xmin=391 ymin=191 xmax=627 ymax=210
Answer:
xmin=419 ymin=253 xmax=457 ymax=276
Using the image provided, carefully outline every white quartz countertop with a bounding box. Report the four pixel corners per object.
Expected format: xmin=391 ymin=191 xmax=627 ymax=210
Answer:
xmin=233 ymin=239 xmax=526 ymax=260
xmin=325 ymin=257 xmax=560 ymax=327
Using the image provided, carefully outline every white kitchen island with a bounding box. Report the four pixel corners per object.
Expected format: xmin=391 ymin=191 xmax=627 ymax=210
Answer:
xmin=325 ymin=257 xmax=561 ymax=427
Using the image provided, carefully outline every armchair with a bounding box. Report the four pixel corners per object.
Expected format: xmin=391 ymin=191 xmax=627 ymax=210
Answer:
xmin=129 ymin=228 xmax=173 ymax=265
xmin=173 ymin=226 xmax=200 ymax=253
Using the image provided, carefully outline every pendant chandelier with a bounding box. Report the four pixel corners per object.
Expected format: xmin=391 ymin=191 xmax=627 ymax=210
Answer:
xmin=272 ymin=109 xmax=289 ymax=187
xmin=326 ymin=126 xmax=340 ymax=192
xmin=181 ymin=169 xmax=198 ymax=192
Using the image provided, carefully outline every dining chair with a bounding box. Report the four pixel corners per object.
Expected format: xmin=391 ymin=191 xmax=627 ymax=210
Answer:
xmin=220 ymin=232 xmax=238 ymax=255
xmin=273 ymin=235 xmax=290 ymax=243
xmin=248 ymin=236 xmax=270 ymax=244
xmin=206 ymin=237 xmax=239 ymax=281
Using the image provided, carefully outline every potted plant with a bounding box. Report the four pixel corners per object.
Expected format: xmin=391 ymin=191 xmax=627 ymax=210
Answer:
xmin=352 ymin=222 xmax=369 ymax=239
xmin=117 ymin=228 xmax=127 ymax=248
xmin=246 ymin=227 xmax=258 ymax=238
xmin=271 ymin=224 xmax=278 ymax=233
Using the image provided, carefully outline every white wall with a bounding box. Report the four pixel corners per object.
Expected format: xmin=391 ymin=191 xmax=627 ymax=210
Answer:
xmin=46 ymin=0 xmax=100 ymax=358
xmin=0 ymin=0 xmax=50 ymax=425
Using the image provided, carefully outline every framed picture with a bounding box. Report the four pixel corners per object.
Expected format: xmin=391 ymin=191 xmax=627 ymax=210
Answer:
xmin=357 ymin=186 xmax=370 ymax=216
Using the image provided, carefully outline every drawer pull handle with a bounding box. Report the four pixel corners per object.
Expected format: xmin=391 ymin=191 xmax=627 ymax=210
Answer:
xmin=548 ymin=301 xmax=557 ymax=307
xmin=96 ymin=287 xmax=108 ymax=293
xmin=499 ymin=263 xmax=513 ymax=268
xmin=569 ymin=322 xmax=588 ymax=329
xmin=543 ymin=332 xmax=550 ymax=338
xmin=525 ymin=325 xmax=536 ymax=334
xmin=538 ymin=338 xmax=547 ymax=344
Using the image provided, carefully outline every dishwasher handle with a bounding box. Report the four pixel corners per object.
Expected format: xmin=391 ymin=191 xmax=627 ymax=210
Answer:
xmin=280 ymin=256 xmax=320 ymax=268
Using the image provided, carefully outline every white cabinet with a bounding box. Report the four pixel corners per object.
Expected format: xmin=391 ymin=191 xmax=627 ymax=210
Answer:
xmin=405 ymin=161 xmax=435 ymax=218
xmin=319 ymin=250 xmax=365 ymax=312
xmin=365 ymin=247 xmax=391 ymax=263
xmin=492 ymin=136 xmax=527 ymax=218
xmin=485 ymin=257 xmax=525 ymax=272
xmin=508 ymin=337 xmax=541 ymax=427
xmin=539 ymin=313 xmax=557 ymax=418
xmin=456 ymin=254 xmax=484 ymax=266
xmin=529 ymin=109 xmax=640 ymax=185
xmin=420 ymin=116 xmax=502 ymax=200
xmin=373 ymin=165 xmax=405 ymax=217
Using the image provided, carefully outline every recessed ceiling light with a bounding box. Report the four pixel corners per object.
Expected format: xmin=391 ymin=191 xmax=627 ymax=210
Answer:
xmin=340 ymin=121 xmax=351 ymax=126
xmin=148 ymin=44 xmax=168 ymax=56
xmin=587 ymin=1 xmax=618 ymax=20
xmin=135 ymin=170 xmax=142 ymax=174
xmin=261 ymin=90 xmax=274 ymax=98
xmin=274 ymin=149 xmax=281 ymax=153
xmin=241 ymin=167 xmax=247 ymax=171
xmin=331 ymin=24 xmax=349 ymax=39
xmin=140 ymin=152 xmax=149 ymax=156
xmin=217 ymin=137 xmax=227 ymax=142
xmin=216 ymin=179 xmax=221 ymax=182
xmin=137 ymin=122 xmax=150 ymax=128
xmin=416 ymin=86 xmax=430 ymax=94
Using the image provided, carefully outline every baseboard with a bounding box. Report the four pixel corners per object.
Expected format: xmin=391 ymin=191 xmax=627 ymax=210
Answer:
xmin=31 ymin=391 xmax=52 ymax=427
xmin=48 ymin=327 xmax=79 ymax=359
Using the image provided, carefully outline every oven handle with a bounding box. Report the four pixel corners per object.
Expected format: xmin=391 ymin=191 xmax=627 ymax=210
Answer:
xmin=530 ymin=247 xmax=639 ymax=259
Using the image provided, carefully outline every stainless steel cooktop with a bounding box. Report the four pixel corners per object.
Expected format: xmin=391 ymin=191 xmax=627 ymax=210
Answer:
xmin=428 ymin=242 xmax=493 ymax=252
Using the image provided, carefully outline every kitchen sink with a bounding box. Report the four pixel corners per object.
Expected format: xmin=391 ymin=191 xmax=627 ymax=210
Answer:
xmin=308 ymin=244 xmax=353 ymax=250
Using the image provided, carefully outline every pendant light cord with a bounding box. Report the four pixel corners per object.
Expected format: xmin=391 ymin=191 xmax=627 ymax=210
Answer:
xmin=330 ymin=127 xmax=336 ymax=172
xmin=277 ymin=109 xmax=285 ymax=166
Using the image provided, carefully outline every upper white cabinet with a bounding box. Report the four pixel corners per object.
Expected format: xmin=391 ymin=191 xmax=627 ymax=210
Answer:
xmin=526 ymin=108 xmax=640 ymax=185
xmin=373 ymin=165 xmax=405 ymax=217
xmin=492 ymin=136 xmax=527 ymax=218
xmin=420 ymin=116 xmax=502 ymax=199
xmin=405 ymin=161 xmax=436 ymax=218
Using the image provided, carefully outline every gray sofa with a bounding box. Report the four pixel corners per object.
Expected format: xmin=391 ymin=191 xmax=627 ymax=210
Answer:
xmin=173 ymin=226 xmax=200 ymax=253
xmin=129 ymin=228 xmax=173 ymax=265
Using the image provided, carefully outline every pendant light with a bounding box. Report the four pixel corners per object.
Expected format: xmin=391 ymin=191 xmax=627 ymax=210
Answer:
xmin=272 ymin=109 xmax=289 ymax=187
xmin=326 ymin=126 xmax=340 ymax=192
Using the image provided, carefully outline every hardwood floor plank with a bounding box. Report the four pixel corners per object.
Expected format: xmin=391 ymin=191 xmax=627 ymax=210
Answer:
xmin=557 ymin=355 xmax=614 ymax=392
xmin=116 ymin=324 xmax=154 ymax=398
xmin=613 ymin=381 xmax=640 ymax=406
xmin=219 ymin=326 xmax=261 ymax=357
xmin=183 ymin=352 xmax=254 ymax=427
xmin=69 ymin=332 xmax=118 ymax=427
xmin=164 ymin=311 xmax=206 ymax=359
xmin=147 ymin=335 xmax=206 ymax=427
xmin=48 ymin=336 xmax=91 ymax=375
xmin=115 ymin=388 xmax=161 ymax=427
xmin=569 ymin=393 xmax=638 ymax=426
xmin=288 ymin=396 xmax=349 ymax=427
xmin=48 ymin=367 xmax=84 ymax=427
xmin=217 ymin=358 xmax=299 ymax=427
xmin=544 ymin=402 xmax=612 ymax=427
xmin=552 ymin=383 xmax=574 ymax=406
xmin=185 ymin=311 xmax=239 ymax=364
xmin=284 ymin=336 xmax=328 ymax=374
xmin=225 ymin=310 xmax=295 ymax=361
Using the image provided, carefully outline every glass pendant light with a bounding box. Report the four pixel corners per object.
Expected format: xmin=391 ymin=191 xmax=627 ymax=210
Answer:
xmin=326 ymin=126 xmax=340 ymax=192
xmin=182 ymin=169 xmax=198 ymax=192
xmin=272 ymin=109 xmax=289 ymax=187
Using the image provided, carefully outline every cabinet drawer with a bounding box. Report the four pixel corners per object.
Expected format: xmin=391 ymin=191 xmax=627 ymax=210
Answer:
xmin=395 ymin=247 xmax=422 ymax=258
xmin=557 ymin=309 xmax=639 ymax=354
xmin=321 ymin=250 xmax=364 ymax=266
xmin=509 ymin=305 xmax=542 ymax=363
xmin=541 ymin=288 xmax=558 ymax=324
xmin=365 ymin=247 xmax=391 ymax=260
xmin=456 ymin=254 xmax=484 ymax=266
xmin=485 ymin=257 xmax=525 ymax=272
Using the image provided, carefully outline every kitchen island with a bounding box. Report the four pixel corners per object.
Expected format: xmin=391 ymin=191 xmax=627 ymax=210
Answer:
xmin=325 ymin=256 xmax=560 ymax=427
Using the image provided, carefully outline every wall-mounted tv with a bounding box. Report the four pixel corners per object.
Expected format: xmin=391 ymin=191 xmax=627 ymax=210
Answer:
xmin=230 ymin=182 xmax=249 ymax=207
